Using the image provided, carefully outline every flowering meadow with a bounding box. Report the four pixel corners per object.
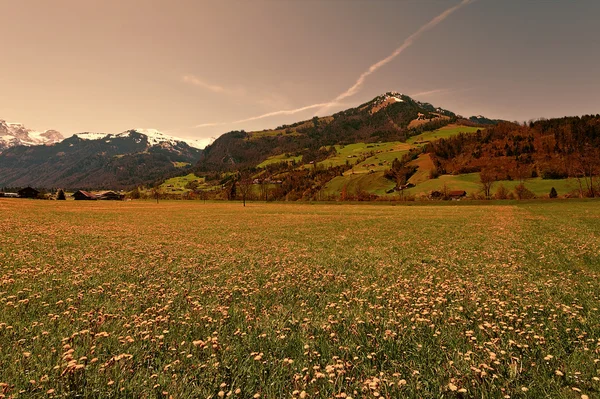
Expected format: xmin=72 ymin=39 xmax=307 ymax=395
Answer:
xmin=0 ymin=199 xmax=599 ymax=398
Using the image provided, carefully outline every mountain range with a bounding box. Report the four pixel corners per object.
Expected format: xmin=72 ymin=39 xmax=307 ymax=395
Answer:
xmin=1 ymin=92 xmax=597 ymax=199
xmin=0 ymin=128 xmax=203 ymax=189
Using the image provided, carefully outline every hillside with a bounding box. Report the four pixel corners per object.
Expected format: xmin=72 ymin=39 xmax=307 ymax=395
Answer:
xmin=196 ymin=93 xmax=458 ymax=171
xmin=2 ymin=93 xmax=597 ymax=199
xmin=193 ymin=112 xmax=600 ymax=201
xmin=0 ymin=130 xmax=203 ymax=190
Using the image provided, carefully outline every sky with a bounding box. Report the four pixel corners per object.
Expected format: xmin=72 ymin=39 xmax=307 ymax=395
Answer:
xmin=1 ymin=0 xmax=599 ymax=147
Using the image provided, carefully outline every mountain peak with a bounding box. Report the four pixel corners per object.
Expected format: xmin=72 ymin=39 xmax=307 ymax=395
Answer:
xmin=0 ymin=119 xmax=63 ymax=151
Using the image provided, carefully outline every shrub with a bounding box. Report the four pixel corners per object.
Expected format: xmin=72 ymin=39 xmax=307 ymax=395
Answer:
xmin=514 ymin=183 xmax=536 ymax=199
xmin=549 ymin=187 xmax=558 ymax=198
xmin=495 ymin=184 xmax=509 ymax=200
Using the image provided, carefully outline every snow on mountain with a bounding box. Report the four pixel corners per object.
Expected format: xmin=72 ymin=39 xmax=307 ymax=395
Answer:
xmin=370 ymin=92 xmax=405 ymax=114
xmin=74 ymin=129 xmax=206 ymax=149
xmin=133 ymin=129 xmax=205 ymax=149
xmin=0 ymin=120 xmax=64 ymax=151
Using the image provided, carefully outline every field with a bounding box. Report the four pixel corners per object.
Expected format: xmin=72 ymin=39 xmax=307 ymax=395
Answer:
xmin=1 ymin=200 xmax=599 ymax=398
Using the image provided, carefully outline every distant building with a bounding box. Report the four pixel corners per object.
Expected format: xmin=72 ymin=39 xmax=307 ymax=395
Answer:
xmin=448 ymin=190 xmax=467 ymax=200
xmin=0 ymin=192 xmax=19 ymax=198
xmin=98 ymin=191 xmax=124 ymax=200
xmin=18 ymin=187 xmax=40 ymax=199
xmin=72 ymin=190 xmax=97 ymax=200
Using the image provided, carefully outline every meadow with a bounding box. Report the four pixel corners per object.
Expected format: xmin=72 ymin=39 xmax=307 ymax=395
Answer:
xmin=0 ymin=199 xmax=599 ymax=398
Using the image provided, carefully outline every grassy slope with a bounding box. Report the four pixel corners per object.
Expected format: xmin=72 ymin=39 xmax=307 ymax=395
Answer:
xmin=321 ymin=172 xmax=394 ymax=197
xmin=312 ymin=125 xmax=477 ymax=194
xmin=406 ymin=124 xmax=481 ymax=144
xmin=157 ymin=173 xmax=205 ymax=194
xmin=257 ymin=154 xmax=302 ymax=168
xmin=1 ymin=200 xmax=599 ymax=398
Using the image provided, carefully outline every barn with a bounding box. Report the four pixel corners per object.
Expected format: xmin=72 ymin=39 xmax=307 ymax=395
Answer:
xmin=18 ymin=187 xmax=40 ymax=199
xmin=98 ymin=191 xmax=125 ymax=200
xmin=448 ymin=190 xmax=467 ymax=200
xmin=72 ymin=190 xmax=97 ymax=200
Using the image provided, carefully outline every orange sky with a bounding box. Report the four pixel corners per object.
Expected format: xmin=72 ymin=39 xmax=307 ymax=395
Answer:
xmin=1 ymin=0 xmax=599 ymax=145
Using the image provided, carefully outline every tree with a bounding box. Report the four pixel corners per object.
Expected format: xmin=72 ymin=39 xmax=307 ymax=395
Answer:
xmin=514 ymin=183 xmax=535 ymax=199
xmin=129 ymin=186 xmax=141 ymax=199
xmin=479 ymin=168 xmax=497 ymax=199
xmin=56 ymin=189 xmax=66 ymax=200
xmin=227 ymin=181 xmax=237 ymax=201
xmin=259 ymin=179 xmax=270 ymax=202
xmin=237 ymin=173 xmax=253 ymax=207
xmin=549 ymin=187 xmax=558 ymax=198
xmin=495 ymin=184 xmax=509 ymax=200
xmin=340 ymin=185 xmax=349 ymax=201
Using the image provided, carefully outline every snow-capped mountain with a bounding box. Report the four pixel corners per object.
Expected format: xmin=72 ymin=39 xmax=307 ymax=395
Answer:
xmin=74 ymin=129 xmax=205 ymax=150
xmin=0 ymin=129 xmax=204 ymax=190
xmin=0 ymin=120 xmax=64 ymax=151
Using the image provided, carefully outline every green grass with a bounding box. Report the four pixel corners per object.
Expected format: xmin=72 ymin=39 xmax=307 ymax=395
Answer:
xmin=321 ymin=171 xmax=396 ymax=197
xmin=403 ymin=174 xmax=581 ymax=198
xmin=257 ymin=154 xmax=303 ymax=168
xmin=315 ymin=142 xmax=412 ymax=169
xmin=1 ymin=200 xmax=599 ymax=398
xmin=407 ymin=125 xmax=481 ymax=144
xmin=156 ymin=173 xmax=205 ymax=194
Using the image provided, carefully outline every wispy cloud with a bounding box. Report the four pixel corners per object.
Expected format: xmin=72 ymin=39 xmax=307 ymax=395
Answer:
xmin=409 ymin=88 xmax=452 ymax=97
xmin=317 ymin=0 xmax=476 ymax=114
xmin=410 ymin=86 xmax=478 ymax=98
xmin=182 ymin=74 xmax=225 ymax=93
xmin=182 ymin=74 xmax=245 ymax=96
xmin=193 ymin=0 xmax=475 ymax=130
xmin=194 ymin=102 xmax=345 ymax=129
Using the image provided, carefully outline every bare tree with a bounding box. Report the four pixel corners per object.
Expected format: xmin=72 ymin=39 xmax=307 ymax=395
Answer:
xmin=479 ymin=168 xmax=496 ymax=199
xmin=237 ymin=173 xmax=253 ymax=207
xmin=259 ymin=178 xmax=270 ymax=202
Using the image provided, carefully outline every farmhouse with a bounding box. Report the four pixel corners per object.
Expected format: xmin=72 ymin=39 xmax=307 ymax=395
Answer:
xmin=98 ymin=191 xmax=124 ymax=200
xmin=18 ymin=187 xmax=40 ymax=199
xmin=448 ymin=190 xmax=467 ymax=200
xmin=72 ymin=190 xmax=97 ymax=200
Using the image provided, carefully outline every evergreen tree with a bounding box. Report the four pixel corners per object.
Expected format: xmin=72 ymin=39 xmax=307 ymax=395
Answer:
xmin=57 ymin=189 xmax=66 ymax=200
xmin=549 ymin=187 xmax=558 ymax=198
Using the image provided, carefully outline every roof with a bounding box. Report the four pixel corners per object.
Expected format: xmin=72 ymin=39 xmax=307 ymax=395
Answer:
xmin=448 ymin=190 xmax=467 ymax=196
xmin=72 ymin=190 xmax=96 ymax=198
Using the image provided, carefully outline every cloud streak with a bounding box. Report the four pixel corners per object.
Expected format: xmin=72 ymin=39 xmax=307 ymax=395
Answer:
xmin=194 ymin=102 xmax=344 ymax=128
xmin=194 ymin=0 xmax=475 ymax=130
xmin=409 ymin=88 xmax=452 ymax=97
xmin=182 ymin=74 xmax=226 ymax=93
xmin=317 ymin=0 xmax=475 ymax=114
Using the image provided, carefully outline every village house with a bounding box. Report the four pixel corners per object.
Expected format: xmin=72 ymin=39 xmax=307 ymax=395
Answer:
xmin=72 ymin=190 xmax=97 ymax=200
xmin=448 ymin=190 xmax=467 ymax=200
xmin=98 ymin=191 xmax=125 ymax=200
